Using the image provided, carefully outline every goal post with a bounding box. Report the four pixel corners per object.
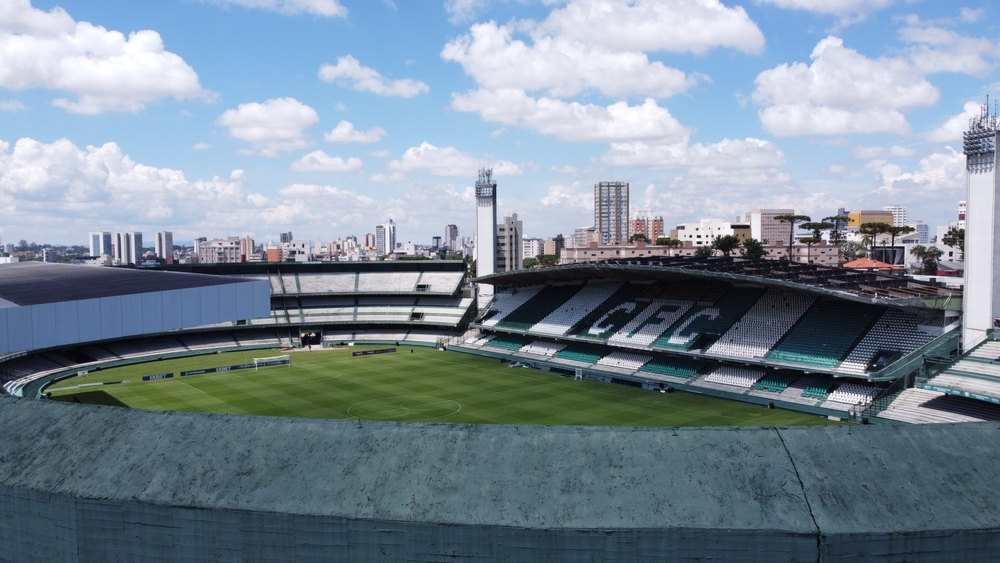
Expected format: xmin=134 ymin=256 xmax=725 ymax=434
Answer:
xmin=253 ymin=355 xmax=291 ymax=371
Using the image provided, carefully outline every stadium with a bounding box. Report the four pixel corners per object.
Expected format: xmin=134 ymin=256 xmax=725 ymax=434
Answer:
xmin=3 ymin=255 xmax=1000 ymax=561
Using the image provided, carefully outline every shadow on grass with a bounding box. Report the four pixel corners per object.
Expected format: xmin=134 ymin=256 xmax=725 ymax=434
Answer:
xmin=50 ymin=391 xmax=129 ymax=408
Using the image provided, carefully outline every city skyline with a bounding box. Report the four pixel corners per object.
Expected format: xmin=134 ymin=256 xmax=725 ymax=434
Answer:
xmin=1 ymin=0 xmax=998 ymax=244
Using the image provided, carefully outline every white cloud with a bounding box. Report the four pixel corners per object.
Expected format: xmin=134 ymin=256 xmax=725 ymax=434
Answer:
xmin=541 ymin=0 xmax=765 ymax=55
xmin=290 ymin=150 xmax=363 ymax=172
xmin=215 ymin=98 xmax=319 ymax=156
xmin=900 ymin=24 xmax=999 ymax=76
xmin=444 ymin=0 xmax=489 ymax=24
xmin=0 ymin=0 xmax=208 ymax=114
xmin=960 ymin=8 xmax=984 ymax=23
xmin=369 ymin=149 xmax=390 ymax=158
xmin=192 ymin=142 xmax=212 ymax=151
xmin=452 ymin=89 xmax=689 ymax=142
xmin=759 ymin=103 xmax=910 ymax=137
xmin=871 ymin=147 xmax=964 ymax=197
xmin=441 ymin=21 xmax=696 ymax=98
xmin=852 ymin=144 xmax=916 ymax=159
xmin=323 ymin=120 xmax=386 ymax=143
xmin=0 ymin=99 xmax=27 ymax=112
xmin=539 ymin=182 xmax=594 ymax=212
xmin=753 ymin=36 xmax=938 ymax=136
xmin=318 ymin=55 xmax=429 ymax=98
xmin=755 ymin=0 xmax=893 ymax=24
xmin=206 ymin=0 xmax=347 ymax=17
xmin=602 ymin=137 xmax=786 ymax=170
xmin=926 ymin=101 xmax=981 ymax=142
xmin=387 ymin=142 xmax=522 ymax=177
xmin=371 ymin=172 xmax=406 ymax=183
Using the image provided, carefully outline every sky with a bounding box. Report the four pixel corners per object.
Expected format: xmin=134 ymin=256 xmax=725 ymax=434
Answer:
xmin=1 ymin=0 xmax=998 ymax=246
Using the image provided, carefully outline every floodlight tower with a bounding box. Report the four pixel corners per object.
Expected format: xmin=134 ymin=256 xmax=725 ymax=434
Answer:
xmin=962 ymin=102 xmax=1000 ymax=350
xmin=475 ymin=168 xmax=497 ymax=293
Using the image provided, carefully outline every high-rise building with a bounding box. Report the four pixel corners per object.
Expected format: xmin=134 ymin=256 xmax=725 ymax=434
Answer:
xmin=847 ymin=210 xmax=895 ymax=228
xmin=198 ymin=237 xmax=241 ymax=264
xmin=594 ymin=181 xmax=629 ymax=244
xmin=962 ymin=104 xmax=999 ymax=349
xmin=883 ymin=206 xmax=907 ymax=227
xmin=445 ymin=224 xmax=459 ymax=251
xmin=375 ymin=220 xmax=396 ymax=256
xmin=523 ymin=237 xmax=542 ymax=260
xmin=496 ymin=214 xmax=523 ymax=273
xmin=89 ymin=232 xmax=112 ymax=257
xmin=572 ymin=226 xmax=598 ymax=248
xmin=907 ymin=221 xmax=929 ymax=244
xmin=432 ymin=236 xmax=442 ymax=249
xmin=279 ymin=232 xmax=294 ymax=244
xmin=113 ymin=232 xmax=143 ymax=265
xmin=363 ymin=233 xmax=376 ymax=250
xmin=155 ymin=231 xmax=173 ymax=259
xmin=240 ymin=236 xmax=254 ymax=262
xmin=740 ymin=209 xmax=793 ymax=246
xmin=544 ymin=235 xmax=564 ymax=257
xmin=41 ymin=248 xmax=56 ymax=263
xmin=958 ymin=200 xmax=967 ymax=229
xmin=475 ymin=168 xmax=497 ymax=282
xmin=631 ymin=213 xmax=664 ymax=241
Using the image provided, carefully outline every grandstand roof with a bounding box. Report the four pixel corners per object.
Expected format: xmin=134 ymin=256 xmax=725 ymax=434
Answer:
xmin=475 ymin=256 xmax=961 ymax=309
xmin=0 ymin=262 xmax=242 ymax=306
xmin=2 ymin=396 xmax=1000 ymax=559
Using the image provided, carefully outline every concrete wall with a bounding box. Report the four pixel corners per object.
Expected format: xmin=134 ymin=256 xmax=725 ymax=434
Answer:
xmin=1 ymin=396 xmax=1000 ymax=561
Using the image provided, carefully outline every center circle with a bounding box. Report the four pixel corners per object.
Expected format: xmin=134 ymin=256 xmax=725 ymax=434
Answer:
xmin=346 ymin=396 xmax=461 ymax=421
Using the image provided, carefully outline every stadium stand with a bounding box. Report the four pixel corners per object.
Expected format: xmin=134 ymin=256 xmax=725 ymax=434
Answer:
xmin=608 ymin=300 xmax=695 ymax=348
xmin=702 ymin=365 xmax=766 ymax=389
xmin=596 ymin=351 xmax=652 ymax=371
xmin=485 ymin=334 xmax=532 ymax=352
xmin=530 ymin=282 xmax=622 ymax=336
xmin=838 ymin=309 xmax=935 ymax=374
xmin=767 ymin=299 xmax=882 ymax=368
xmin=654 ymin=286 xmax=766 ymax=350
xmin=497 ymin=284 xmax=583 ymax=331
xmin=877 ymin=388 xmax=1000 ymax=424
xmin=801 ymin=380 xmax=838 ymax=400
xmin=925 ymin=373 xmax=1000 ymax=401
xmin=519 ymin=340 xmax=567 ymax=357
xmin=569 ymin=282 xmax=653 ymax=339
xmin=555 ymin=344 xmax=606 ymax=364
xmin=295 ymin=273 xmax=358 ymax=294
xmin=967 ymin=340 xmax=1000 ymax=361
xmin=826 ymin=382 xmax=879 ymax=405
xmin=639 ymin=357 xmax=708 ymax=379
xmin=479 ymin=287 xmax=543 ymax=327
xmin=707 ymin=290 xmax=815 ymax=358
xmin=750 ymin=372 xmax=800 ymax=394
xmin=357 ymin=272 xmax=421 ymax=293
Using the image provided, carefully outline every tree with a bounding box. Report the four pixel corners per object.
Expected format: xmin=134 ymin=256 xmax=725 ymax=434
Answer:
xmin=774 ymin=214 xmax=811 ymax=261
xmin=522 ymin=257 xmax=539 ymax=269
xmin=694 ymin=246 xmax=715 ymax=258
xmin=823 ymin=214 xmax=850 ymax=263
xmin=799 ymin=221 xmax=833 ymax=264
xmin=536 ymin=254 xmax=559 ymax=267
xmin=885 ymin=225 xmax=916 ymax=265
xmin=942 ymin=227 xmax=965 ymax=260
xmin=841 ymin=241 xmax=867 ymax=262
xmin=740 ymin=238 xmax=768 ymax=259
xmin=628 ymin=233 xmax=650 ymax=243
xmin=655 ymin=237 xmax=682 ymax=247
xmin=911 ymin=245 xmax=944 ymax=275
xmin=467 ymin=258 xmax=476 ymax=278
xmin=858 ymin=222 xmax=892 ymax=261
xmin=711 ymin=234 xmax=741 ymax=257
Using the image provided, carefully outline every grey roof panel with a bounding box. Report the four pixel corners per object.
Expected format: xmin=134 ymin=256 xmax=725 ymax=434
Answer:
xmin=0 ymin=262 xmax=239 ymax=306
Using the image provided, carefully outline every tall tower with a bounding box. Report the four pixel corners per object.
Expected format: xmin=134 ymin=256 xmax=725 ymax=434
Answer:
xmin=595 ymin=181 xmax=629 ymax=244
xmin=475 ymin=168 xmax=497 ymax=284
xmin=962 ymin=103 xmax=1000 ymax=350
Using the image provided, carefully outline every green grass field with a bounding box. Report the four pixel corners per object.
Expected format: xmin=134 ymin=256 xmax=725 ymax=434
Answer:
xmin=45 ymin=346 xmax=835 ymax=427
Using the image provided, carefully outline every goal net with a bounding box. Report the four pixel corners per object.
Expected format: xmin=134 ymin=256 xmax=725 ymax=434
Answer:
xmin=253 ymin=355 xmax=291 ymax=371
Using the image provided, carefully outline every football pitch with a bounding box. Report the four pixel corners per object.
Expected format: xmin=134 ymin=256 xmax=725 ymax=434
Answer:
xmin=45 ymin=346 xmax=835 ymax=427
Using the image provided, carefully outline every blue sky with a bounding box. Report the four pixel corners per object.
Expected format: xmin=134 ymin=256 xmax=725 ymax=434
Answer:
xmin=1 ymin=0 xmax=997 ymax=246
